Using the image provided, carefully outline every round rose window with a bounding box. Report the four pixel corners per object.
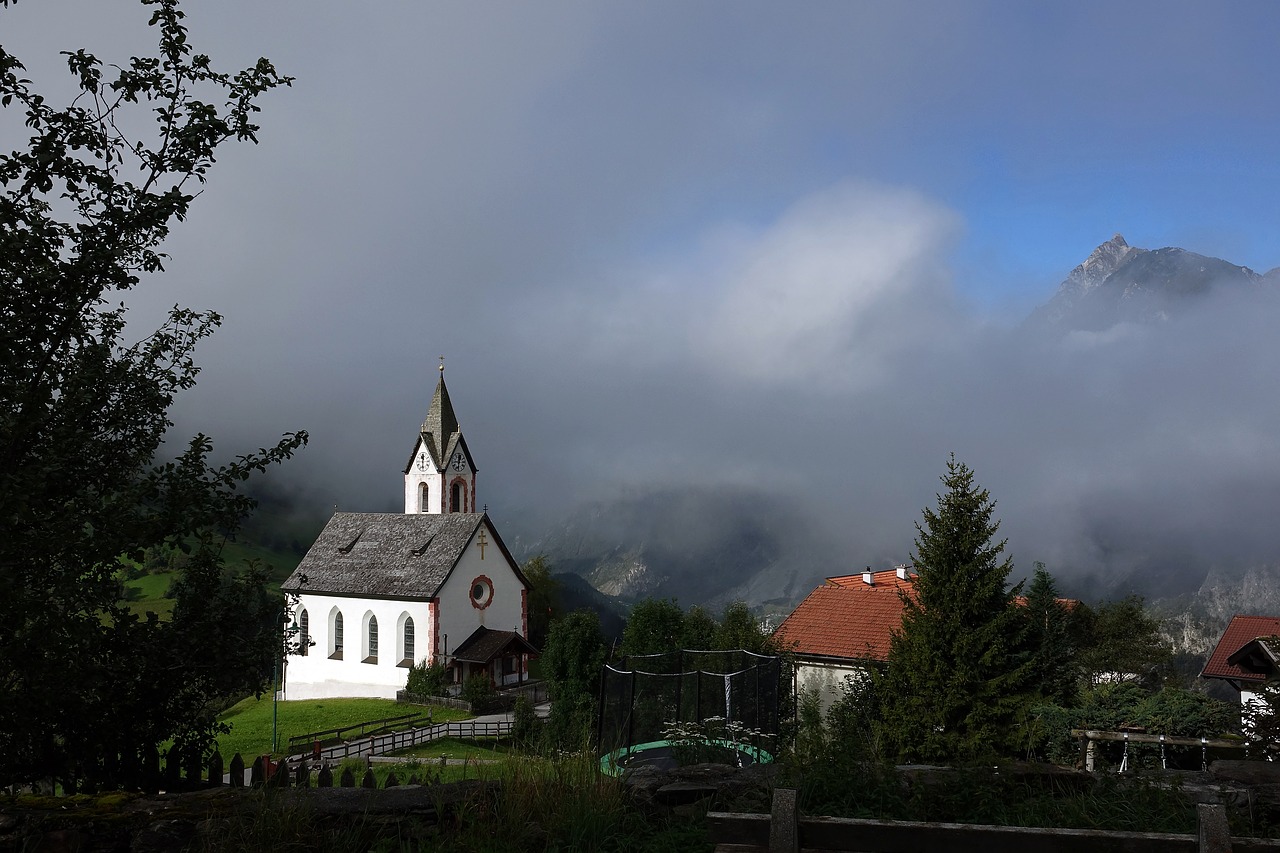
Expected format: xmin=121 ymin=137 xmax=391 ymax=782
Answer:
xmin=469 ymin=575 xmax=494 ymax=610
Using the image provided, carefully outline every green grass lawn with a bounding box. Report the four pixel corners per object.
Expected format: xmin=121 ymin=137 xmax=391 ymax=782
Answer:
xmin=389 ymin=736 xmax=514 ymax=761
xmin=215 ymin=696 xmax=472 ymax=761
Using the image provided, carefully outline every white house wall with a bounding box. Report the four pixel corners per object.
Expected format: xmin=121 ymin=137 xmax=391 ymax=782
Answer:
xmin=285 ymin=593 xmax=434 ymax=700
xmin=795 ymin=659 xmax=868 ymax=715
xmin=437 ymin=522 xmax=526 ymax=663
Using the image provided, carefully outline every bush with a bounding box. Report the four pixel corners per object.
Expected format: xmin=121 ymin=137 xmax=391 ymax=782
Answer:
xmin=405 ymin=661 xmax=449 ymax=697
xmin=512 ymin=694 xmax=542 ymax=749
xmin=461 ymin=675 xmax=497 ymax=707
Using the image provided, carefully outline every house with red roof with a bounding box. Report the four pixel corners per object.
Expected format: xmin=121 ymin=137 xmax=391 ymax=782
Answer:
xmin=1201 ymin=614 xmax=1280 ymax=723
xmin=773 ymin=567 xmax=916 ymax=710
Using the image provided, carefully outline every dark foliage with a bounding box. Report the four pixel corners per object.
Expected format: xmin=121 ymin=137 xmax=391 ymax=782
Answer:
xmin=0 ymin=0 xmax=301 ymax=790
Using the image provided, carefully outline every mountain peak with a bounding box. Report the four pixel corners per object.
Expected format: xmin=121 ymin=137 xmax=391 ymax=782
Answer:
xmin=1033 ymin=236 xmax=1267 ymax=330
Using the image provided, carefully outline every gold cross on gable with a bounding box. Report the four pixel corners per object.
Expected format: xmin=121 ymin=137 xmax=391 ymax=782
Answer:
xmin=475 ymin=528 xmax=488 ymax=560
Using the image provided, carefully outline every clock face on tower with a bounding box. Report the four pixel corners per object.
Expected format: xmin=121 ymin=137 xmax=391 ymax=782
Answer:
xmin=451 ymin=451 xmax=466 ymax=472
xmin=416 ymin=452 xmax=427 ymax=472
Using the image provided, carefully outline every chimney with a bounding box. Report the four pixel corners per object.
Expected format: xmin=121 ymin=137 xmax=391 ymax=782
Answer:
xmin=896 ymin=564 xmax=910 ymax=580
xmin=862 ymin=567 xmax=874 ymax=586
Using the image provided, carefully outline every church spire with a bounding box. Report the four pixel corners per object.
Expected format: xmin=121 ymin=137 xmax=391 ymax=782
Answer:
xmin=422 ymin=359 xmax=460 ymax=462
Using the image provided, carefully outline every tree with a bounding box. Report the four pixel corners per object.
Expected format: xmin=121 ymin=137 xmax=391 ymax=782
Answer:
xmin=876 ymin=456 xmax=1032 ymax=762
xmin=0 ymin=0 xmax=301 ymax=790
xmin=1073 ymin=596 xmax=1173 ymax=689
xmin=619 ymin=597 xmax=686 ymax=657
xmin=714 ymin=599 xmax=778 ymax=655
xmin=539 ymin=609 xmax=607 ymax=748
xmin=683 ymin=604 xmax=718 ymax=649
xmin=522 ymin=555 xmax=560 ymax=649
xmin=1023 ymin=563 xmax=1077 ymax=706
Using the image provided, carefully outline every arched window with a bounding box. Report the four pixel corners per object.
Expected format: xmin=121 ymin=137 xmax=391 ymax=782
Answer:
xmin=403 ymin=617 xmax=415 ymax=665
xmin=298 ymin=608 xmax=310 ymax=656
xmin=364 ymin=613 xmax=378 ymax=664
xmin=330 ymin=610 xmax=344 ymax=659
xmin=450 ymin=481 xmax=462 ymax=513
xmin=419 ymin=482 xmax=429 ymax=513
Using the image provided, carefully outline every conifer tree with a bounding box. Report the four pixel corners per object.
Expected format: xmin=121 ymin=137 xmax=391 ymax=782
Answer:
xmin=876 ymin=456 xmax=1031 ymax=762
xmin=1023 ymin=562 xmax=1077 ymax=706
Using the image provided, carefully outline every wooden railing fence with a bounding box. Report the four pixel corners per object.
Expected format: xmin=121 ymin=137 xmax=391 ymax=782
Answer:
xmin=708 ymin=788 xmax=1280 ymax=853
xmin=298 ymin=719 xmax=513 ymax=763
xmin=285 ymin=711 xmax=433 ymax=755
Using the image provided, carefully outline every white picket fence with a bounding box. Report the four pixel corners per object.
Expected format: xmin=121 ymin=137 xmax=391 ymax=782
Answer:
xmin=293 ymin=719 xmax=512 ymax=763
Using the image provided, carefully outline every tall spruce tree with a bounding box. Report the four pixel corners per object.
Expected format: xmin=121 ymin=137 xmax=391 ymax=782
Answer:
xmin=1023 ymin=562 xmax=1077 ymax=706
xmin=876 ymin=456 xmax=1031 ymax=762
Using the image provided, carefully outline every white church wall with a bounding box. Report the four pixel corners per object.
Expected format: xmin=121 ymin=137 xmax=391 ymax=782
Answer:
xmin=437 ymin=522 xmax=526 ymax=664
xmin=284 ymin=593 xmax=434 ymax=700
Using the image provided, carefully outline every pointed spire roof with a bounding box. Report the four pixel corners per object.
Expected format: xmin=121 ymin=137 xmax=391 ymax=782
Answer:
xmin=424 ymin=371 xmax=459 ymax=450
xmin=404 ymin=359 xmax=459 ymax=470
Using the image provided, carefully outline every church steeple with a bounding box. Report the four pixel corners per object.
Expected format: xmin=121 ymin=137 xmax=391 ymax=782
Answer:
xmin=404 ymin=358 xmax=476 ymax=514
xmin=421 ymin=360 xmax=460 ymax=465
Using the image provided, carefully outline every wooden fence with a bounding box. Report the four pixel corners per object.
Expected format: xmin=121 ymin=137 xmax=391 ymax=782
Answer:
xmin=296 ymin=719 xmax=513 ymax=763
xmin=708 ymin=788 xmax=1280 ymax=853
xmin=286 ymin=711 xmax=434 ymax=755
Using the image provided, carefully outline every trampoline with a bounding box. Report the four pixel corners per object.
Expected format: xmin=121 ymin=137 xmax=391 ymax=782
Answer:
xmin=600 ymin=738 xmax=775 ymax=776
xmin=597 ymin=649 xmax=782 ymax=777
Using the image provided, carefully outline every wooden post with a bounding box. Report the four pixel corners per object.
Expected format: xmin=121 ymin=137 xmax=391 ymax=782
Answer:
xmin=317 ymin=764 xmax=333 ymax=788
xmin=361 ymin=768 xmax=377 ymax=789
xmin=229 ymin=753 xmax=244 ymax=788
xmin=1197 ymin=803 xmax=1230 ymax=853
xmin=295 ymin=760 xmax=309 ymax=788
xmin=208 ymin=751 xmax=223 ymax=787
xmin=339 ymin=767 xmax=355 ymax=788
xmin=250 ymin=755 xmax=265 ymax=786
xmin=770 ymin=788 xmax=799 ymax=853
xmin=385 ymin=772 xmax=400 ymax=788
xmin=271 ymin=760 xmax=290 ymax=787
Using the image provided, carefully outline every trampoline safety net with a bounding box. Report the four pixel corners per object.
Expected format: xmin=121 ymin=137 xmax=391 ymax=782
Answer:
xmin=597 ymin=649 xmax=781 ymax=760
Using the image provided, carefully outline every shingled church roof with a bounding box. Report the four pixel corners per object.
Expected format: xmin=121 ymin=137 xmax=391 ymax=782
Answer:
xmin=282 ymin=512 xmax=522 ymax=600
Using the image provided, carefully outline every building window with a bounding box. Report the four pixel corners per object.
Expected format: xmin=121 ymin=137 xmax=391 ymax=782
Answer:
xmin=330 ymin=610 xmax=344 ymax=660
xmin=450 ymin=481 xmax=462 ymax=513
xmin=401 ymin=617 xmax=415 ymax=667
xmin=469 ymin=575 xmax=494 ymax=610
xmin=364 ymin=614 xmax=378 ymax=664
xmin=419 ymin=482 xmax=429 ymax=513
xmin=298 ymin=609 xmax=309 ymax=656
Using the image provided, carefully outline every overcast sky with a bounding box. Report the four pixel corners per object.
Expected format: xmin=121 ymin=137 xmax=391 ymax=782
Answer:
xmin=7 ymin=2 xmax=1280 ymax=589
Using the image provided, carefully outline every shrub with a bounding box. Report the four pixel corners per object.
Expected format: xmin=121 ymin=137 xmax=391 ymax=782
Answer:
xmin=405 ymin=661 xmax=449 ymax=697
xmin=461 ymin=675 xmax=497 ymax=707
xmin=512 ymin=694 xmax=542 ymax=749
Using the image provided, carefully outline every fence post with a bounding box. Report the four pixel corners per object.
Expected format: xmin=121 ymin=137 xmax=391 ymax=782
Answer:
xmin=1197 ymin=803 xmax=1230 ymax=853
xmin=769 ymin=788 xmax=799 ymax=853
xmin=250 ymin=755 xmax=265 ymax=786
xmin=340 ymin=767 xmax=355 ymax=788
xmin=361 ymin=768 xmax=377 ymax=789
xmin=208 ymin=751 xmax=224 ymax=787
xmin=317 ymin=764 xmax=333 ymax=788
xmin=271 ymin=760 xmax=290 ymax=788
xmin=295 ymin=761 xmax=310 ymax=788
xmin=229 ymin=753 xmax=244 ymax=788
xmin=385 ymin=772 xmax=400 ymax=788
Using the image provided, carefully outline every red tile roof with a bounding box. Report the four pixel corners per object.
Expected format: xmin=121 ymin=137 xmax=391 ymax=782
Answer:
xmin=1202 ymin=614 xmax=1280 ymax=683
xmin=773 ymin=570 xmax=918 ymax=662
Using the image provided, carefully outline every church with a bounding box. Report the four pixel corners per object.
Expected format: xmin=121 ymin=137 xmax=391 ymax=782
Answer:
xmin=280 ymin=364 xmax=536 ymax=700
